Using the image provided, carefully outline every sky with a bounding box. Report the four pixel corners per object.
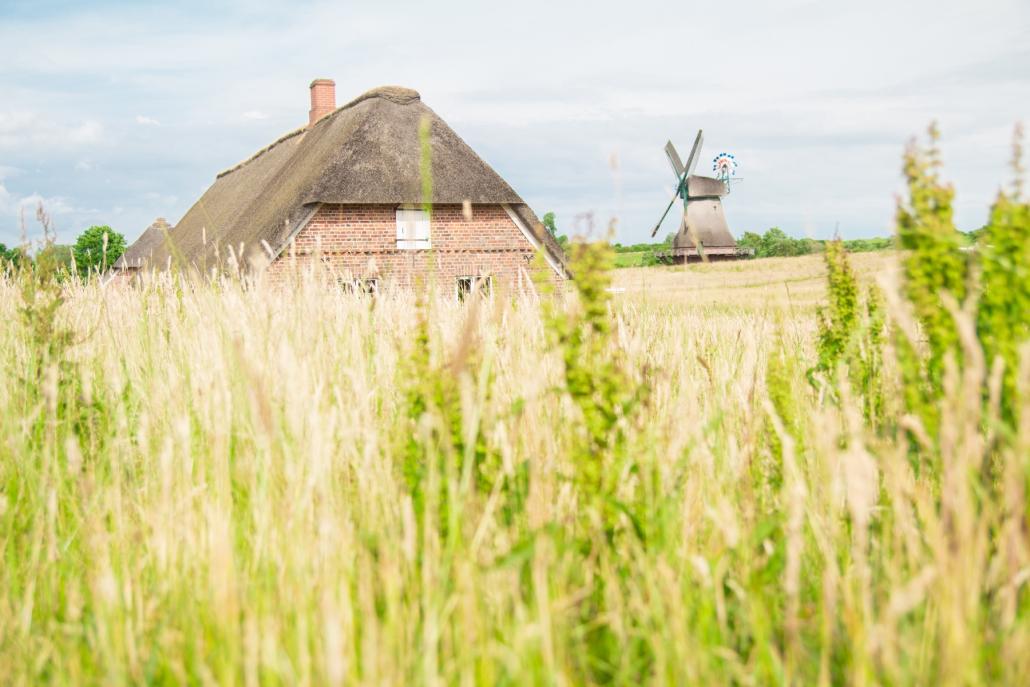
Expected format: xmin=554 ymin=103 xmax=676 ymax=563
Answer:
xmin=0 ymin=0 xmax=1027 ymax=248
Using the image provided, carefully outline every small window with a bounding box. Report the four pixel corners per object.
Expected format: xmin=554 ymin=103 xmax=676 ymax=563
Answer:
xmin=396 ymin=207 xmax=430 ymax=249
xmin=339 ymin=277 xmax=379 ymax=295
xmin=456 ymin=275 xmax=492 ymax=301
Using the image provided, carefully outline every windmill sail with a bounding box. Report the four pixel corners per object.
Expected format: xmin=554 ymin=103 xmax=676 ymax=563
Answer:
xmin=682 ymin=130 xmax=704 ymax=180
xmin=651 ymin=190 xmax=680 ymax=237
xmin=664 ymin=141 xmax=685 ymax=177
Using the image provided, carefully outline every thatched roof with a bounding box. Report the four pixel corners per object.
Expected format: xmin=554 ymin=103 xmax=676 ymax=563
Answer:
xmin=123 ymin=85 xmax=566 ymax=273
xmin=115 ymin=217 xmax=171 ymax=268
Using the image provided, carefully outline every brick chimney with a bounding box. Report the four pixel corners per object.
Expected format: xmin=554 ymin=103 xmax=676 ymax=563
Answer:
xmin=308 ymin=78 xmax=336 ymax=125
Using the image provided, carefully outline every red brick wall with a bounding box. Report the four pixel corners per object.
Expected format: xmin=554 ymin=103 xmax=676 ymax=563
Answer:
xmin=265 ymin=204 xmax=561 ymax=292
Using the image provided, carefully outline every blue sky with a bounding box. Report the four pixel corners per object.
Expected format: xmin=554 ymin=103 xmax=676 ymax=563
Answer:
xmin=0 ymin=0 xmax=1027 ymax=248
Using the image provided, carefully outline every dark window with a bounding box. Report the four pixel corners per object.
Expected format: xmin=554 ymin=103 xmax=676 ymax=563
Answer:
xmin=339 ymin=277 xmax=379 ymax=295
xmin=456 ymin=275 xmax=492 ymax=301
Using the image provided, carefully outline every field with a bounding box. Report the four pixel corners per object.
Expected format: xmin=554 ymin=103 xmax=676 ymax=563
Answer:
xmin=610 ymin=252 xmax=894 ymax=309
xmin=1 ymin=248 xmax=1028 ymax=685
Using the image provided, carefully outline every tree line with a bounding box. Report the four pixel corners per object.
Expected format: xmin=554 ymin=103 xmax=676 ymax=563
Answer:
xmin=1 ymin=224 xmax=126 ymax=278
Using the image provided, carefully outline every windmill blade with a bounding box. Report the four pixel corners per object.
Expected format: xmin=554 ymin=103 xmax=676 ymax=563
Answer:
xmin=664 ymin=140 xmax=685 ymax=178
xmin=682 ymin=129 xmax=704 ymax=180
xmin=652 ymin=130 xmax=703 ymax=237
xmin=650 ymin=189 xmax=680 ymax=238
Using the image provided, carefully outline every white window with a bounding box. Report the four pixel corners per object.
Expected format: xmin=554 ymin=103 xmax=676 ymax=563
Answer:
xmin=396 ymin=207 xmax=431 ymax=249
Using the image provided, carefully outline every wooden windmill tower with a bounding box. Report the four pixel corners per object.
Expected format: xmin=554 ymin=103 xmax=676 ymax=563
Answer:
xmin=651 ymin=130 xmax=748 ymax=262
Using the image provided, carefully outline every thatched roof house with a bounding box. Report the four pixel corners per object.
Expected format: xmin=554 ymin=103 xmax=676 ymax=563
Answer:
xmin=118 ymin=80 xmax=567 ymax=288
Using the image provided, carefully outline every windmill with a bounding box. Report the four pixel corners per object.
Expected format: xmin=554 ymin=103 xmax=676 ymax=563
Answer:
xmin=650 ymin=130 xmax=745 ymax=262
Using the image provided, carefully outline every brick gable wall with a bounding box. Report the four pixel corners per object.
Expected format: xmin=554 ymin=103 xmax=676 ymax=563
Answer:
xmin=265 ymin=204 xmax=560 ymax=291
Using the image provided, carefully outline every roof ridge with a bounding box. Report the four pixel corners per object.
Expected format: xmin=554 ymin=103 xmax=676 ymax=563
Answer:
xmin=215 ymin=85 xmax=421 ymax=180
xmin=335 ymin=85 xmax=421 ymax=111
xmin=216 ymin=127 xmax=306 ymax=179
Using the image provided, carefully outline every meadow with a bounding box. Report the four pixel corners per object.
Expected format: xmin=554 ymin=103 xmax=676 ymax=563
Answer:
xmin=1 ymin=130 xmax=1028 ymax=685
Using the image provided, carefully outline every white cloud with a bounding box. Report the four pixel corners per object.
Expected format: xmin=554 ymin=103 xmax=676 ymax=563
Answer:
xmin=0 ymin=180 xmax=77 ymax=228
xmin=242 ymin=110 xmax=268 ymax=120
xmin=0 ymin=112 xmax=103 ymax=149
xmin=69 ymin=121 xmax=103 ymax=142
xmin=135 ymin=115 xmax=160 ymax=126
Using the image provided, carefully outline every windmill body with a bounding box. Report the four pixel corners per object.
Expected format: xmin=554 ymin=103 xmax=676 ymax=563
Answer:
xmin=652 ymin=131 xmax=751 ymax=263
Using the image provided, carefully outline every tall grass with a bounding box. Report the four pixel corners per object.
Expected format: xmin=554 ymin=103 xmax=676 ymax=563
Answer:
xmin=1 ymin=128 xmax=1029 ymax=684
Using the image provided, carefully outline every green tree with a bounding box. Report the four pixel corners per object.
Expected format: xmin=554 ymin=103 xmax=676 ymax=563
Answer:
xmin=542 ymin=211 xmax=558 ymax=236
xmin=72 ymin=225 xmax=126 ymax=277
xmin=738 ymin=227 xmax=817 ymax=258
xmin=841 ymin=236 xmax=894 ymax=253
xmin=541 ymin=211 xmax=570 ymax=251
xmin=762 ymin=227 xmax=791 ymax=255
xmin=0 ymin=242 xmax=28 ymax=271
xmin=737 ymin=230 xmax=763 ymax=256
